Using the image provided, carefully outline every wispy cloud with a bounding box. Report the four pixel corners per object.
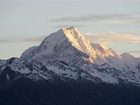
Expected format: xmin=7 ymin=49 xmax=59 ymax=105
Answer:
xmin=22 ymin=36 xmax=45 ymax=42
xmin=53 ymin=24 xmax=85 ymax=28
xmin=85 ymin=32 xmax=140 ymax=45
xmin=51 ymin=13 xmax=140 ymax=25
xmin=0 ymin=36 xmax=45 ymax=43
xmin=129 ymin=50 xmax=140 ymax=54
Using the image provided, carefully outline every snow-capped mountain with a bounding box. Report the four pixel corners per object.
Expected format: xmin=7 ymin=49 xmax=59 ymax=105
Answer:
xmin=1 ymin=27 xmax=140 ymax=105
xmin=0 ymin=27 xmax=140 ymax=85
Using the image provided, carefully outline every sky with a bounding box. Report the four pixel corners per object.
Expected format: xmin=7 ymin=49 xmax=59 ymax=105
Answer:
xmin=0 ymin=0 xmax=140 ymax=59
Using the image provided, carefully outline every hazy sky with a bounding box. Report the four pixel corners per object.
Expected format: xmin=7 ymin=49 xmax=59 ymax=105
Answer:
xmin=0 ymin=0 xmax=140 ymax=59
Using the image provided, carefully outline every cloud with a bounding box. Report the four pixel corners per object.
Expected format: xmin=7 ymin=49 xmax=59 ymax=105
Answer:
xmin=53 ymin=24 xmax=85 ymax=28
xmin=129 ymin=50 xmax=140 ymax=54
xmin=85 ymin=32 xmax=140 ymax=45
xmin=0 ymin=36 xmax=17 ymax=43
xmin=51 ymin=13 xmax=140 ymax=25
xmin=0 ymin=36 xmax=45 ymax=43
xmin=22 ymin=36 xmax=45 ymax=42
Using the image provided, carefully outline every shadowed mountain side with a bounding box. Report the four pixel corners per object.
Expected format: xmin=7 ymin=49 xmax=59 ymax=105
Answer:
xmin=0 ymin=78 xmax=140 ymax=105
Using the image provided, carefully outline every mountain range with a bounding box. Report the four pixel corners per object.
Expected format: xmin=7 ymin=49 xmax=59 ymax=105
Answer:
xmin=0 ymin=27 xmax=140 ymax=105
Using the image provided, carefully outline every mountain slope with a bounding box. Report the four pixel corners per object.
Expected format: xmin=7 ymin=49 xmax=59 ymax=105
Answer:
xmin=1 ymin=78 xmax=140 ymax=105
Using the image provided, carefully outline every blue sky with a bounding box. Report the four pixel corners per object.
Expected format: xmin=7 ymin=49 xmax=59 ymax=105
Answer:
xmin=0 ymin=0 xmax=140 ymax=59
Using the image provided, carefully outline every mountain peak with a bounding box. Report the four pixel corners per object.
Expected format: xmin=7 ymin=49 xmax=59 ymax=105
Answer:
xmin=21 ymin=28 xmax=120 ymax=65
xmin=121 ymin=52 xmax=135 ymax=58
xmin=61 ymin=26 xmax=75 ymax=31
xmin=21 ymin=27 xmax=95 ymax=64
xmin=39 ymin=27 xmax=92 ymax=53
xmin=60 ymin=27 xmax=96 ymax=55
xmin=61 ymin=27 xmax=83 ymax=39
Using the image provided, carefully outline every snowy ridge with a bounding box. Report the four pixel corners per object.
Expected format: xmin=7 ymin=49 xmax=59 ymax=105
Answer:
xmin=1 ymin=27 xmax=140 ymax=86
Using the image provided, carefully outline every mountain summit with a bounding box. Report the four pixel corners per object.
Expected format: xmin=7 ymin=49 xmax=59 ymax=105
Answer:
xmin=21 ymin=27 xmax=120 ymax=65
xmin=21 ymin=27 xmax=97 ymax=64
